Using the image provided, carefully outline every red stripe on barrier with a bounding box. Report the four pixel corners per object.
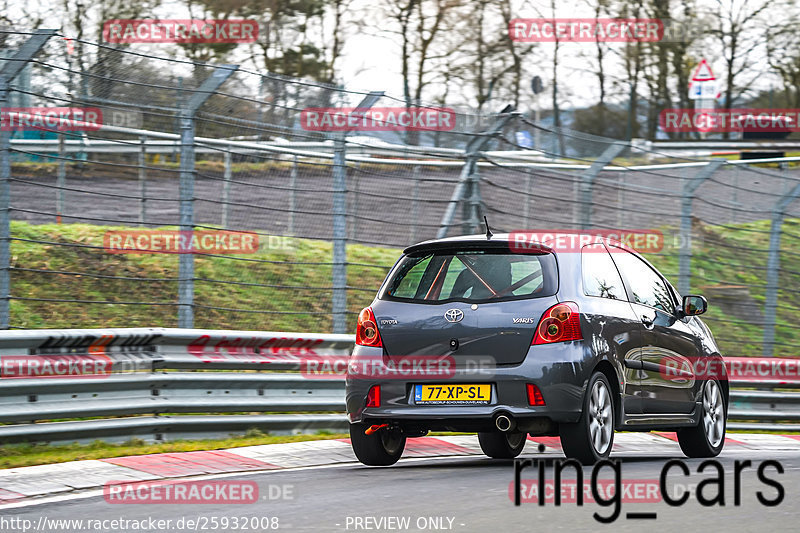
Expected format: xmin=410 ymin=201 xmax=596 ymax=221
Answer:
xmin=102 ymin=450 xmax=277 ymax=476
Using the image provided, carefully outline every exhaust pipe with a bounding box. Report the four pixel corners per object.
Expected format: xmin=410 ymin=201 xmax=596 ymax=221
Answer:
xmin=495 ymin=414 xmax=515 ymax=432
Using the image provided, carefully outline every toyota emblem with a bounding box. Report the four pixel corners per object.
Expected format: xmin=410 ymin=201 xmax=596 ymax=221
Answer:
xmin=444 ymin=309 xmax=464 ymax=323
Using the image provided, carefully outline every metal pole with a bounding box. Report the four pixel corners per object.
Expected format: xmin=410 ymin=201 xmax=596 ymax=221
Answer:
xmin=0 ymin=78 xmax=10 ymax=329
xmin=288 ymin=155 xmax=297 ymax=235
xmin=221 ymin=146 xmax=232 ymax=229
xmin=349 ymin=163 xmax=360 ymax=241
xmin=464 ymin=166 xmax=483 ymax=234
xmin=176 ymin=64 xmax=238 ymax=329
xmin=677 ymin=160 xmax=724 ymax=296
xmin=437 ymin=105 xmax=515 ymax=238
xmin=56 ymin=132 xmax=65 ymax=224
xmin=578 ymin=143 xmax=625 ymax=230
xmin=762 ymin=180 xmax=800 ymax=356
xmin=177 ymin=110 xmax=195 ymax=328
xmin=139 ymin=135 xmax=146 ymax=225
xmin=763 ymin=214 xmax=784 ymax=357
xmin=0 ymin=30 xmax=56 ymax=329
xmin=523 ymin=171 xmax=531 ymax=228
xmin=534 ymin=94 xmax=541 ymax=153
xmin=410 ymin=165 xmax=420 ymax=243
xmin=332 ymin=134 xmax=347 ymax=334
xmin=330 ymin=92 xmax=382 ymax=334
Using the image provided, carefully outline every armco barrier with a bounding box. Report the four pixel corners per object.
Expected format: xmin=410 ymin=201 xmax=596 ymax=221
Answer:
xmin=0 ymin=328 xmax=353 ymax=443
xmin=0 ymin=330 xmax=798 ymax=443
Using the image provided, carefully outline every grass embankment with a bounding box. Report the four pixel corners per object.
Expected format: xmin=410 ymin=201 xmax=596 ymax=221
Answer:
xmin=9 ymin=218 xmax=800 ymax=356
xmin=9 ymin=221 xmax=398 ymax=332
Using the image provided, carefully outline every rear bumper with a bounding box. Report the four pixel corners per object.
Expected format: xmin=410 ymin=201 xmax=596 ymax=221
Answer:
xmin=346 ymin=342 xmax=601 ymax=431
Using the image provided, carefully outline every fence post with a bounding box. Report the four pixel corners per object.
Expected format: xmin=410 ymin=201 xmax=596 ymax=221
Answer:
xmin=0 ymin=29 xmax=55 ymax=329
xmin=221 ymin=146 xmax=232 ymax=229
xmin=437 ymin=105 xmax=515 ymax=238
xmin=332 ymin=134 xmax=347 ymax=333
xmin=331 ymin=91 xmax=382 ymax=334
xmin=410 ymin=165 xmax=420 ymax=243
xmin=577 ymin=143 xmax=625 ymax=230
xmin=176 ymin=65 xmax=238 ymax=328
xmin=677 ymin=160 xmax=724 ymax=296
xmin=288 ymin=155 xmax=297 ymax=235
xmin=523 ymin=170 xmax=532 ymax=228
xmin=762 ymin=180 xmax=800 ymax=356
xmin=139 ymin=135 xmax=147 ymax=225
xmin=56 ymin=132 xmax=65 ymax=223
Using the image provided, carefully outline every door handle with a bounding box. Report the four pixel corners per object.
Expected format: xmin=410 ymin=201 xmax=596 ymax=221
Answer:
xmin=641 ymin=315 xmax=655 ymax=328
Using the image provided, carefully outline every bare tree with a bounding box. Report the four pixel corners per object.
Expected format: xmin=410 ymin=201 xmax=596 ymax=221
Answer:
xmin=766 ymin=4 xmax=800 ymax=108
xmin=708 ymin=0 xmax=770 ymax=137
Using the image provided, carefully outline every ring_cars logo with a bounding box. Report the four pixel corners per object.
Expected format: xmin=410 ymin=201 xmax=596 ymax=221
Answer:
xmin=513 ymin=317 xmax=536 ymax=324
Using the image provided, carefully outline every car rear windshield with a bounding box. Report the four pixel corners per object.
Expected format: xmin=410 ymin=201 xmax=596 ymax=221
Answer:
xmin=381 ymin=249 xmax=558 ymax=303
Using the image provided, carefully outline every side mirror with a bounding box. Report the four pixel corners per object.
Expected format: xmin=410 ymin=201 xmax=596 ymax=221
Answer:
xmin=679 ymin=295 xmax=707 ymax=317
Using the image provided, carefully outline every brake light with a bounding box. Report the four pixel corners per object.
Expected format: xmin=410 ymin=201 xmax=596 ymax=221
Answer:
xmin=366 ymin=385 xmax=381 ymax=407
xmin=532 ymin=301 xmax=582 ymax=345
xmin=356 ymin=307 xmax=383 ymax=347
xmin=527 ymin=383 xmax=545 ymax=406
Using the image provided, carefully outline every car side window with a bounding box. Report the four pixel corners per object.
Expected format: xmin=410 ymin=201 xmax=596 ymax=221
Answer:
xmin=609 ymin=246 xmax=675 ymax=311
xmin=582 ymin=244 xmax=625 ymax=300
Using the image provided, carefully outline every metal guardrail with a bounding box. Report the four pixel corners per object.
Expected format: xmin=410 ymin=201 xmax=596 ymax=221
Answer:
xmin=0 ymin=329 xmax=798 ymax=444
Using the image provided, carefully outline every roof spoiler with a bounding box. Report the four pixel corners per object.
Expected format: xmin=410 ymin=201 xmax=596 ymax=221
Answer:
xmin=403 ymin=237 xmax=554 ymax=256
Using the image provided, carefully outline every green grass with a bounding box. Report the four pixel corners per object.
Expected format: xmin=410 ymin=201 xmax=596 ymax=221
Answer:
xmin=6 ymin=215 xmax=800 ymax=354
xmin=9 ymin=221 xmax=399 ymax=332
xmin=0 ymin=430 xmax=347 ymax=469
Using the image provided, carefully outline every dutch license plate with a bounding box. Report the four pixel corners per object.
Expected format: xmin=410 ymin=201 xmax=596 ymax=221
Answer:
xmin=414 ymin=384 xmax=491 ymax=404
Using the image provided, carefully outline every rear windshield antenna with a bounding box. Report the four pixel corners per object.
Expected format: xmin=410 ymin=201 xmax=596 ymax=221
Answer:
xmin=484 ymin=216 xmax=493 ymax=239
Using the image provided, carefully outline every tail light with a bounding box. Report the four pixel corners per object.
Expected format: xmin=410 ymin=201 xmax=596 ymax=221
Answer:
xmin=366 ymin=385 xmax=381 ymax=407
xmin=527 ymin=383 xmax=545 ymax=406
xmin=533 ymin=301 xmax=582 ymax=345
xmin=356 ymin=307 xmax=382 ymax=347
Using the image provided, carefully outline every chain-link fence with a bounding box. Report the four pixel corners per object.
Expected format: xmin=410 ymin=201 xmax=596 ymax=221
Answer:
xmin=2 ymin=29 xmax=800 ymax=359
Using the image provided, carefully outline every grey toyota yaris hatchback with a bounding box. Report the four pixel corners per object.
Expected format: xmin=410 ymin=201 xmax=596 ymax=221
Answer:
xmin=346 ymin=232 xmax=727 ymax=465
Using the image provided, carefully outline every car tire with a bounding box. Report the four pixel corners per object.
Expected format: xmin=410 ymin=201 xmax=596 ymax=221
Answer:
xmin=478 ymin=431 xmax=527 ymax=459
xmin=349 ymin=423 xmax=406 ymax=466
xmin=677 ymin=378 xmax=726 ymax=458
xmin=560 ymin=372 xmax=615 ymax=465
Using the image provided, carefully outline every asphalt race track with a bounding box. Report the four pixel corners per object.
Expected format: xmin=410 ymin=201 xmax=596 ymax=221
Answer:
xmin=4 ymin=445 xmax=799 ymax=532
